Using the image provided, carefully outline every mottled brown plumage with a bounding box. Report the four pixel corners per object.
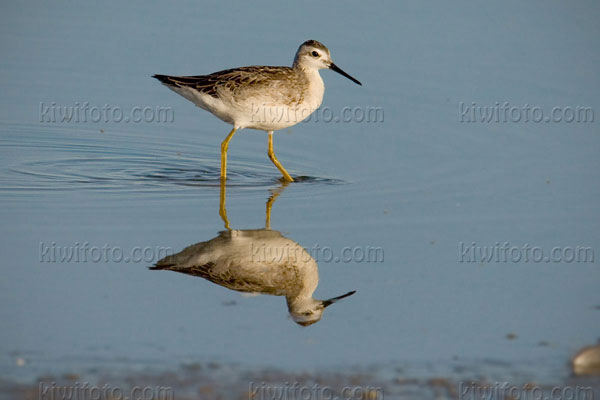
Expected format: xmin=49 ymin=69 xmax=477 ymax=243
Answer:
xmin=150 ymin=230 xmax=307 ymax=297
xmin=150 ymin=228 xmax=355 ymax=326
xmin=154 ymin=66 xmax=309 ymax=106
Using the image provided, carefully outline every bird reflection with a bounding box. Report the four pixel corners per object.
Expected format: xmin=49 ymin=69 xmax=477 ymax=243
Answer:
xmin=150 ymin=182 xmax=355 ymax=326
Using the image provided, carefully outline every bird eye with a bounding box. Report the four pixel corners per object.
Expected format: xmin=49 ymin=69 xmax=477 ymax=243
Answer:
xmin=311 ymin=51 xmax=319 ymax=57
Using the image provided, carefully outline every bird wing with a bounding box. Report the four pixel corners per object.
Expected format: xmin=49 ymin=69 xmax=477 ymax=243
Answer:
xmin=155 ymin=261 xmax=287 ymax=296
xmin=153 ymin=66 xmax=307 ymax=106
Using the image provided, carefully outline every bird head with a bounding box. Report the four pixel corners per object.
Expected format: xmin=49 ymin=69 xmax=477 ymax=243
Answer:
xmin=288 ymin=290 xmax=356 ymax=326
xmin=294 ymin=40 xmax=362 ymax=85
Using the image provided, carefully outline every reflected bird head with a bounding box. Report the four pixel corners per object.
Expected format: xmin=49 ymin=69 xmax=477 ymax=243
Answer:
xmin=288 ymin=290 xmax=356 ymax=326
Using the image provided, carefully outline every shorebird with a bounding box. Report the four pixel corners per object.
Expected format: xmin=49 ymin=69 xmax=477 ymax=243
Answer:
xmin=153 ymin=40 xmax=361 ymax=182
xmin=150 ymin=182 xmax=356 ymax=326
xmin=572 ymin=344 xmax=600 ymax=376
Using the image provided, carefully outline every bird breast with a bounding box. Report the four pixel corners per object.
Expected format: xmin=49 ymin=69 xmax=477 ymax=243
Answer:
xmin=235 ymin=69 xmax=325 ymax=131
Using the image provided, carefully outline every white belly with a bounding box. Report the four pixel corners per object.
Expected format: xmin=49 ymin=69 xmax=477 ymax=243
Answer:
xmin=240 ymin=101 xmax=322 ymax=131
xmin=172 ymin=70 xmax=325 ymax=132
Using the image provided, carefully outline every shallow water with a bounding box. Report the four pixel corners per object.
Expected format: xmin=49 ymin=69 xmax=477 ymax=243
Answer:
xmin=1 ymin=0 xmax=600 ymax=394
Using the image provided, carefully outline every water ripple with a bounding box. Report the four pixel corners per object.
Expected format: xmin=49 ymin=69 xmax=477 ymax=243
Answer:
xmin=0 ymin=123 xmax=345 ymax=194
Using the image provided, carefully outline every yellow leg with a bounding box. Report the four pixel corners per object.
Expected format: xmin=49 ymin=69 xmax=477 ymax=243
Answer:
xmin=220 ymin=127 xmax=238 ymax=182
xmin=219 ymin=179 xmax=230 ymax=230
xmin=267 ymin=131 xmax=294 ymax=182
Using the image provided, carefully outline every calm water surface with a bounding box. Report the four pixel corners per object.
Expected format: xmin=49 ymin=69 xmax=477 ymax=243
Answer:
xmin=1 ymin=0 xmax=599 ymax=389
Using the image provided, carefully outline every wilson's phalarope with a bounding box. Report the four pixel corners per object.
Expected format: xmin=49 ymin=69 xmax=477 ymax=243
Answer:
xmin=153 ymin=40 xmax=361 ymax=182
xmin=150 ymin=182 xmax=356 ymax=326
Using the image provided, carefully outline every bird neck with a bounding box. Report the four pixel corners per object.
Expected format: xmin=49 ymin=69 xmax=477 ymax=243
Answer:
xmin=286 ymin=293 xmax=314 ymax=310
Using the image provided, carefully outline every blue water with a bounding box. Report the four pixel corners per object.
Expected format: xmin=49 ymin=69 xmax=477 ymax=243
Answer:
xmin=1 ymin=0 xmax=599 ymax=385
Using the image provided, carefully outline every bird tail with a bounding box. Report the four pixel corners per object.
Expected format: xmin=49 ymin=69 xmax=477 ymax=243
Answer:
xmin=152 ymin=74 xmax=180 ymax=87
xmin=148 ymin=264 xmax=174 ymax=271
xmin=148 ymin=253 xmax=177 ymax=270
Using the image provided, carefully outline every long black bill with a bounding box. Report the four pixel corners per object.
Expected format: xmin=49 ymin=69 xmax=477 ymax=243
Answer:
xmin=329 ymin=63 xmax=362 ymax=86
xmin=322 ymin=290 xmax=356 ymax=308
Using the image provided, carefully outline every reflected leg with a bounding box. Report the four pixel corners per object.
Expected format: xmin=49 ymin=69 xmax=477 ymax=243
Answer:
xmin=265 ymin=181 xmax=290 ymax=229
xmin=219 ymin=179 xmax=230 ymax=230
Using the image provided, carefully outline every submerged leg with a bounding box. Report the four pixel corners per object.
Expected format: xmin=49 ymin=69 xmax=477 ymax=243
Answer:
xmin=220 ymin=127 xmax=238 ymax=181
xmin=267 ymin=131 xmax=294 ymax=182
